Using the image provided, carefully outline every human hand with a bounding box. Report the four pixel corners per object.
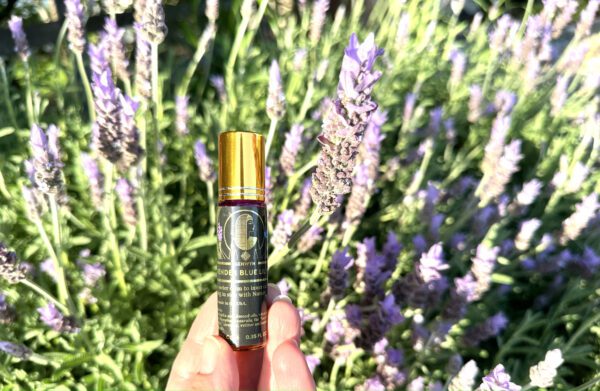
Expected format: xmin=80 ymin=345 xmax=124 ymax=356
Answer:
xmin=166 ymin=284 xmax=316 ymax=391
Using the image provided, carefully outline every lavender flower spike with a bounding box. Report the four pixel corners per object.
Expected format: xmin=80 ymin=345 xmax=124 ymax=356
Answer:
xmin=271 ymin=210 xmax=295 ymax=249
xmin=142 ymin=0 xmax=168 ymax=44
xmin=134 ymin=23 xmax=152 ymax=100
xmin=103 ymin=18 xmax=130 ymax=82
xmin=279 ymin=124 xmax=304 ymax=176
xmin=449 ymin=360 xmax=478 ymax=391
xmin=478 ymin=139 xmax=523 ymax=207
xmin=0 ymin=243 xmax=26 ymax=284
xmin=478 ymin=364 xmax=521 ymax=391
xmin=81 ymin=153 xmax=104 ymax=210
xmin=30 ymin=124 xmax=64 ymax=195
xmin=529 ymin=349 xmax=563 ymax=388
xmin=560 ymin=193 xmax=599 ymax=244
xmin=310 ymin=0 xmax=330 ymax=45
xmin=0 ymin=341 xmax=32 ymax=360
xmin=119 ymin=95 xmax=143 ymax=170
xmin=205 ymin=0 xmax=219 ymax=23
xmin=266 ymin=60 xmax=286 ymax=121
xmin=64 ymin=0 xmax=86 ymax=54
xmin=194 ymin=140 xmax=216 ymax=183
xmin=328 ymin=248 xmax=354 ymax=298
xmin=175 ymin=96 xmax=190 ymax=135
xmin=115 ymin=178 xmax=138 ymax=227
xmin=37 ymin=303 xmax=79 ymax=333
xmin=8 ymin=16 xmax=30 ymax=61
xmin=92 ymin=70 xmax=122 ymax=164
xmin=311 ymin=33 xmax=383 ymax=214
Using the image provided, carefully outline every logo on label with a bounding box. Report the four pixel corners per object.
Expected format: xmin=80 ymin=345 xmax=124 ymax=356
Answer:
xmin=234 ymin=213 xmax=258 ymax=260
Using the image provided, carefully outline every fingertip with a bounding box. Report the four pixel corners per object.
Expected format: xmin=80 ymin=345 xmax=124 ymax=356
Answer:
xmin=268 ymin=300 xmax=301 ymax=347
xmin=187 ymin=292 xmax=218 ymax=342
xmin=267 ymin=283 xmax=282 ymax=305
xmin=273 ymin=340 xmax=316 ymax=391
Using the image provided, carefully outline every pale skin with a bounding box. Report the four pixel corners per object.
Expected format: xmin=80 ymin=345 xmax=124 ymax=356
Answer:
xmin=167 ymin=284 xmax=316 ymax=391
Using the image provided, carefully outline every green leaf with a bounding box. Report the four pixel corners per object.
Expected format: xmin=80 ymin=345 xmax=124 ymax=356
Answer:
xmin=183 ymin=235 xmax=217 ymax=252
xmin=0 ymin=127 xmax=14 ymax=138
xmin=491 ymin=273 xmax=514 ymax=285
xmin=95 ymin=353 xmax=124 ymax=382
xmin=119 ymin=340 xmax=163 ymax=354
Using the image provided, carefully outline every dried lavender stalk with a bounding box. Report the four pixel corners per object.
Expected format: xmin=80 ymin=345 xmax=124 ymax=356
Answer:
xmin=30 ymin=124 xmax=64 ymax=195
xmin=193 ymin=140 xmax=216 ymax=183
xmin=279 ymin=124 xmax=304 ymax=177
xmin=310 ymin=0 xmax=330 ymax=45
xmin=103 ymin=18 xmax=130 ymax=83
xmin=8 ymin=16 xmax=30 ymax=62
xmin=134 ymin=23 xmax=152 ymax=100
xmin=142 ymin=0 xmax=168 ymax=44
xmin=310 ymin=33 xmax=383 ymax=215
xmin=81 ymin=153 xmax=104 ymax=210
xmin=115 ymin=178 xmax=138 ymax=227
xmin=0 ymin=243 xmax=26 ymax=284
xmin=64 ymin=0 xmax=86 ymax=54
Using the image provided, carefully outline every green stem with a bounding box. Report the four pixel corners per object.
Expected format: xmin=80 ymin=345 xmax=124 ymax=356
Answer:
xmin=563 ymin=310 xmax=600 ymax=354
xmin=24 ymin=61 xmax=35 ymax=126
xmin=0 ymin=170 xmax=11 ymax=200
xmin=133 ymin=169 xmax=149 ymax=252
xmin=296 ymin=79 xmax=315 ymax=122
xmin=20 ymin=279 xmax=70 ymax=314
xmin=224 ymin=5 xmax=252 ymax=120
xmin=517 ymin=0 xmax=535 ymax=38
xmin=329 ymin=357 xmax=343 ymax=390
xmin=75 ymin=52 xmax=96 ymax=122
xmin=0 ymin=59 xmax=18 ymax=129
xmin=206 ymin=181 xmax=216 ymax=234
xmin=178 ymin=23 xmax=216 ymax=97
xmin=312 ymin=224 xmax=336 ymax=278
xmin=103 ymin=164 xmax=128 ymax=295
xmin=572 ymin=376 xmax=600 ymax=391
xmin=151 ymin=43 xmax=162 ymax=123
xmin=482 ymin=52 xmax=498 ymax=97
xmin=264 ymin=118 xmax=278 ymax=162
xmin=33 ymin=218 xmax=69 ymax=305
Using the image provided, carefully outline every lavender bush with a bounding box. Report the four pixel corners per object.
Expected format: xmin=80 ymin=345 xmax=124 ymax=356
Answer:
xmin=1 ymin=0 xmax=599 ymax=389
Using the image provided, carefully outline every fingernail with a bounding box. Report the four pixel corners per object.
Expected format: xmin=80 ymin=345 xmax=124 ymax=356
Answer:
xmin=273 ymin=294 xmax=292 ymax=304
xmin=197 ymin=336 xmax=219 ymax=374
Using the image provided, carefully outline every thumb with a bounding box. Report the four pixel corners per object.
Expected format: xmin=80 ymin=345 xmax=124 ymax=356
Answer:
xmin=166 ymin=335 xmax=239 ymax=391
xmin=272 ymin=340 xmax=316 ymax=391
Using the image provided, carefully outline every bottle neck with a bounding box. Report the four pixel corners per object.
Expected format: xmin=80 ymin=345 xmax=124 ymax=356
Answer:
xmin=218 ymin=199 xmax=265 ymax=207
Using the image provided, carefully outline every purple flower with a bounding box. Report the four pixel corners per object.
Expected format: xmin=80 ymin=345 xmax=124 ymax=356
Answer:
xmin=0 ymin=244 xmax=25 ymax=284
xmin=305 ymin=354 xmax=320 ymax=374
xmin=205 ymin=0 xmax=218 ymax=22
xmin=103 ymin=18 xmax=130 ymax=82
xmin=575 ymin=0 xmax=599 ymax=38
xmin=383 ymin=231 xmax=401 ymax=268
xmin=463 ymin=312 xmax=508 ymax=347
xmin=37 ymin=303 xmax=79 ymax=333
xmin=8 ymin=16 xmax=30 ymax=61
xmin=380 ymin=294 xmax=404 ymax=326
xmin=81 ymin=153 xmax=104 ymax=210
xmin=407 ymin=377 xmax=425 ymax=391
xmin=345 ymin=304 xmax=362 ymax=327
xmin=324 ymin=314 xmax=345 ymax=344
xmin=515 ymin=179 xmax=542 ymax=207
xmin=403 ymin=92 xmax=417 ymax=125
xmin=64 ymin=0 xmax=86 ymax=54
xmin=115 ymin=178 xmax=137 ymax=227
xmin=311 ymin=33 xmax=383 ymax=214
xmin=30 ymin=124 xmax=64 ymax=195
xmin=560 ymin=193 xmax=599 ymax=244
xmin=478 ymin=139 xmax=523 ymax=207
xmin=468 ymin=85 xmax=483 ymax=122
xmin=551 ymin=75 xmax=570 ymax=116
xmin=479 ymin=364 xmax=521 ymax=391
xmin=0 ymin=294 xmax=16 ymax=324
xmin=417 ymin=243 xmax=448 ymax=283
xmin=515 ymin=219 xmax=541 ymax=251
xmin=329 ymin=248 xmax=354 ymax=298
xmin=194 ymin=140 xmax=216 ymax=183
xmin=276 ymin=279 xmax=290 ymax=296
xmin=92 ymin=70 xmax=123 ymax=164
xmin=297 ymin=225 xmax=324 ymax=253
xmin=209 ymin=75 xmax=227 ymax=103
xmin=362 ymin=376 xmax=386 ymax=391
xmin=266 ymin=60 xmax=286 ymax=120
xmin=119 ymin=95 xmax=143 ymax=170
xmin=449 ymin=49 xmax=466 ymax=86
xmin=392 ymin=10 xmax=410 ymax=47
xmin=271 ymin=210 xmax=296 ymax=249
xmin=449 ymin=360 xmax=478 ymax=391
xmin=471 ymin=244 xmax=499 ymax=299
xmin=0 ymin=341 xmax=32 ymax=359
xmin=494 ymin=91 xmax=517 ymax=115
xmin=80 ymin=262 xmax=106 ymax=286
xmin=265 ymin=166 xmax=274 ymax=212
xmin=141 ymin=0 xmax=167 ymax=44
xmin=175 ymin=96 xmax=190 ymax=135
xmin=280 ymin=124 xmax=304 ymax=176
xmin=41 ymin=259 xmax=57 ymax=281
xmin=553 ymin=1 xmax=578 ymax=38
xmin=88 ymin=39 xmax=109 ymax=77
xmin=489 ymin=15 xmax=517 ymax=53
xmin=309 ymin=0 xmax=329 ymax=44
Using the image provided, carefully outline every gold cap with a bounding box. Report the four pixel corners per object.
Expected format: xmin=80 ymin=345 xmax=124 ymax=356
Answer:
xmin=218 ymin=131 xmax=265 ymax=202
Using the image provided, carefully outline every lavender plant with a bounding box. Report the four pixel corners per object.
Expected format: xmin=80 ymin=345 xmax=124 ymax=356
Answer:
xmin=1 ymin=0 xmax=600 ymax=389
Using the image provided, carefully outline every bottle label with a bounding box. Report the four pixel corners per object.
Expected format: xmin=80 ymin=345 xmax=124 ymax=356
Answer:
xmin=217 ymin=205 xmax=268 ymax=348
